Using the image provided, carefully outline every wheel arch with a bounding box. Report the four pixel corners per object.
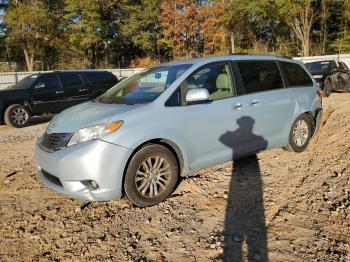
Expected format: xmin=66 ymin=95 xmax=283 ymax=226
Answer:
xmin=301 ymin=111 xmax=315 ymax=135
xmin=121 ymin=138 xmax=185 ymax=195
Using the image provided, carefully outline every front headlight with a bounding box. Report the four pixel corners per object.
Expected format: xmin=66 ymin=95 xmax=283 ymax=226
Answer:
xmin=67 ymin=121 xmax=123 ymax=147
xmin=313 ymin=75 xmax=323 ymax=79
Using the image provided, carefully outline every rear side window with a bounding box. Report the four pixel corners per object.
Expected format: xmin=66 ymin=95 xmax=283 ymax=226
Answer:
xmin=237 ymin=61 xmax=283 ymax=94
xmin=60 ymin=73 xmax=83 ymax=90
xmin=339 ymin=62 xmax=349 ymax=70
xmin=86 ymin=72 xmax=117 ymax=85
xmin=280 ymin=62 xmax=313 ymax=88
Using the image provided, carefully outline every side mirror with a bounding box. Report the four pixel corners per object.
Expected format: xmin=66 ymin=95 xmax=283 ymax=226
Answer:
xmin=35 ymin=82 xmax=45 ymax=89
xmin=185 ymin=88 xmax=210 ymax=103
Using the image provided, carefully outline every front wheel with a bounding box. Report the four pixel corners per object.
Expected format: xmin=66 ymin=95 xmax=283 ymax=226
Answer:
xmin=124 ymin=144 xmax=179 ymax=207
xmin=4 ymin=104 xmax=31 ymax=128
xmin=284 ymin=114 xmax=312 ymax=153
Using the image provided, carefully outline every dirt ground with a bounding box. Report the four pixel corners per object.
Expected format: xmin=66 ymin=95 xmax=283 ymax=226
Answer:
xmin=0 ymin=93 xmax=349 ymax=262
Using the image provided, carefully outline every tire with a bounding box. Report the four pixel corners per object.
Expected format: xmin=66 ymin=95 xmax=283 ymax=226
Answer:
xmin=284 ymin=114 xmax=312 ymax=153
xmin=4 ymin=104 xmax=31 ymax=128
xmin=323 ymin=79 xmax=332 ymax=97
xmin=346 ymin=83 xmax=350 ymax=93
xmin=124 ymin=144 xmax=179 ymax=207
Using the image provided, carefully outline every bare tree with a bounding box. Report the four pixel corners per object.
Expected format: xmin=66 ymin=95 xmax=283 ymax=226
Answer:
xmin=280 ymin=0 xmax=319 ymax=57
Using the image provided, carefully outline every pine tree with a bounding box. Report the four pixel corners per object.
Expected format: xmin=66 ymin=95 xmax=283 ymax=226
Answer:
xmin=123 ymin=0 xmax=163 ymax=61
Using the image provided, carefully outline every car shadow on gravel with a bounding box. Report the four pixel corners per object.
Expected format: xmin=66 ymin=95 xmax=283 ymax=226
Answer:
xmin=27 ymin=115 xmax=53 ymax=127
xmin=219 ymin=117 xmax=269 ymax=262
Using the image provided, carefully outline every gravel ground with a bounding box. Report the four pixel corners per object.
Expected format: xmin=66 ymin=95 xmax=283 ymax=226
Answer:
xmin=0 ymin=93 xmax=349 ymax=261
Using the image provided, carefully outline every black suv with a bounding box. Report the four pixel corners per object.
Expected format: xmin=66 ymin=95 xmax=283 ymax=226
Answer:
xmin=0 ymin=70 xmax=118 ymax=127
xmin=305 ymin=60 xmax=350 ymax=96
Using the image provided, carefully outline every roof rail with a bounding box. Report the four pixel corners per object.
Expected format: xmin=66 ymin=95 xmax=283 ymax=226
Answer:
xmin=230 ymin=52 xmax=293 ymax=60
xmin=230 ymin=52 xmax=250 ymax=55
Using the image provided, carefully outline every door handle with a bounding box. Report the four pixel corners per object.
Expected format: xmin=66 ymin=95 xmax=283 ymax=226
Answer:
xmin=55 ymin=91 xmax=64 ymax=94
xmin=233 ymin=103 xmax=243 ymax=110
xmin=250 ymin=100 xmax=260 ymax=106
xmin=78 ymin=88 xmax=88 ymax=92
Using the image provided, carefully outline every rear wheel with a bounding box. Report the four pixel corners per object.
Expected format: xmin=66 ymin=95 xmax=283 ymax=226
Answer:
xmin=323 ymin=79 xmax=332 ymax=97
xmin=284 ymin=114 xmax=312 ymax=153
xmin=4 ymin=104 xmax=30 ymax=128
xmin=346 ymin=82 xmax=350 ymax=93
xmin=124 ymin=144 xmax=179 ymax=207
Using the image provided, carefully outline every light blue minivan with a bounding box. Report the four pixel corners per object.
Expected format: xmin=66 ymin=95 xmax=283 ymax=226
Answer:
xmin=35 ymin=54 xmax=323 ymax=207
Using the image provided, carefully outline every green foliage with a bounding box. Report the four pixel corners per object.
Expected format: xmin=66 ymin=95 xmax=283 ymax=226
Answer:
xmin=0 ymin=0 xmax=349 ymax=71
xmin=64 ymin=0 xmax=101 ymax=50
xmin=123 ymin=0 xmax=162 ymax=56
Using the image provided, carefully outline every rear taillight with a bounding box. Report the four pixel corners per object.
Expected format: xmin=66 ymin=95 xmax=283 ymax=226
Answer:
xmin=317 ymin=90 xmax=324 ymax=98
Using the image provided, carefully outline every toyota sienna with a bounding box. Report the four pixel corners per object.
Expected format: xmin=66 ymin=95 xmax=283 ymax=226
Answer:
xmin=35 ymin=54 xmax=323 ymax=207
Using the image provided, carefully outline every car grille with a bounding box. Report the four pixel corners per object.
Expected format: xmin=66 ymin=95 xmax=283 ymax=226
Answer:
xmin=41 ymin=133 xmax=73 ymax=151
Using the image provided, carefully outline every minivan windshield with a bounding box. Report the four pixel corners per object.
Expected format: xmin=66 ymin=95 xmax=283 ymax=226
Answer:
xmin=8 ymin=74 xmax=39 ymax=89
xmin=96 ymin=64 xmax=192 ymax=104
xmin=305 ymin=61 xmax=331 ymax=72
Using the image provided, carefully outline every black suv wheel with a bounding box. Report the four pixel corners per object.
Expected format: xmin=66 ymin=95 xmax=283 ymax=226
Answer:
xmin=4 ymin=104 xmax=31 ymax=128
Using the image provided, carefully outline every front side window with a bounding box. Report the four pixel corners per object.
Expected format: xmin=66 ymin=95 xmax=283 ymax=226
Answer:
xmin=37 ymin=74 xmax=61 ymax=89
xmin=10 ymin=75 xmax=39 ymax=89
xmin=280 ymin=62 xmax=313 ymax=88
xmin=237 ymin=61 xmax=283 ymax=94
xmin=183 ymin=62 xmax=236 ymax=101
xmin=97 ymin=64 xmax=192 ymax=105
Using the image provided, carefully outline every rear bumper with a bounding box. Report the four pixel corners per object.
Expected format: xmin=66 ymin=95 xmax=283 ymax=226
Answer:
xmin=35 ymin=137 xmax=133 ymax=201
xmin=312 ymin=108 xmax=323 ymax=138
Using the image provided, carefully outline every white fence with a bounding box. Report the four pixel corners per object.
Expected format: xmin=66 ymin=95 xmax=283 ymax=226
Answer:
xmin=294 ymin=53 xmax=350 ymax=68
xmin=1 ymin=54 xmax=350 ymax=89
xmin=0 ymin=68 xmax=144 ymax=89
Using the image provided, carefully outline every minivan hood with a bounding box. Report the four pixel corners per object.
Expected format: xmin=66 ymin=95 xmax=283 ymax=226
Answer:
xmin=48 ymin=101 xmax=144 ymax=133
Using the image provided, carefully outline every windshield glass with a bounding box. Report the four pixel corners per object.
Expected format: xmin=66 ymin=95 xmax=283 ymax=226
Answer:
xmin=305 ymin=61 xmax=331 ymax=72
xmin=96 ymin=64 xmax=192 ymax=104
xmin=9 ymin=74 xmax=39 ymax=89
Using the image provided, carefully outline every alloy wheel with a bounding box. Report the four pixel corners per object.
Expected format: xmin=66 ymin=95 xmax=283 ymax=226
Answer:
xmin=292 ymin=119 xmax=309 ymax=147
xmin=10 ymin=108 xmax=29 ymax=126
xmin=135 ymin=156 xmax=171 ymax=198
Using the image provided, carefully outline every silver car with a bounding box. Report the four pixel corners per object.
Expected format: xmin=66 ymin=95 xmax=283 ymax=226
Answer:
xmin=35 ymin=54 xmax=323 ymax=207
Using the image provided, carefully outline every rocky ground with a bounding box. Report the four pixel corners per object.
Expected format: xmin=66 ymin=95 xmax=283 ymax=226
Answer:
xmin=0 ymin=93 xmax=349 ymax=262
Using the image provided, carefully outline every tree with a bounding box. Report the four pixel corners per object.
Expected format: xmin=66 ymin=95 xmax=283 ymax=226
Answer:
xmin=64 ymin=0 xmax=103 ymax=68
xmin=123 ymin=0 xmax=164 ymax=61
xmin=332 ymin=0 xmax=350 ymax=53
xmin=277 ymin=0 xmax=319 ymax=57
xmin=200 ymin=0 xmax=226 ymax=55
xmin=161 ymin=0 xmax=202 ymax=59
xmin=3 ymin=0 xmax=59 ymax=71
xmin=223 ymin=0 xmax=287 ymax=54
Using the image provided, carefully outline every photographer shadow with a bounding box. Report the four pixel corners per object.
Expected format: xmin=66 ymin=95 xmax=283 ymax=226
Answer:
xmin=219 ymin=116 xmax=268 ymax=262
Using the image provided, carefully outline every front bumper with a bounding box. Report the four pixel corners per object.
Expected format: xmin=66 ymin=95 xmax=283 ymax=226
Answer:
xmin=35 ymin=138 xmax=133 ymax=201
